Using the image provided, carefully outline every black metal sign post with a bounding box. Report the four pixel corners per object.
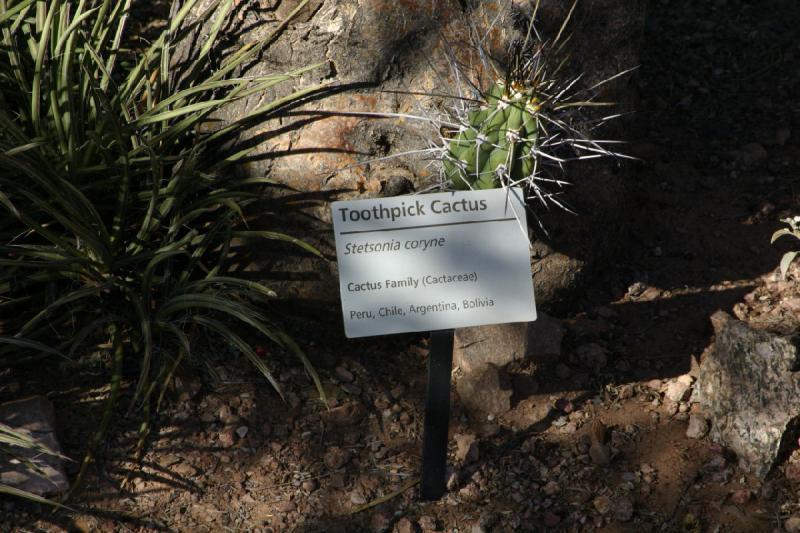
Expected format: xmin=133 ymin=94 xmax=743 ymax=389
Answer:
xmin=419 ymin=329 xmax=454 ymax=501
xmin=331 ymin=190 xmax=536 ymax=501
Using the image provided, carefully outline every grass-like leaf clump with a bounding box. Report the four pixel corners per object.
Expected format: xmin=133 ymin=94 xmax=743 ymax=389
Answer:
xmin=0 ymin=0 xmax=327 ymax=498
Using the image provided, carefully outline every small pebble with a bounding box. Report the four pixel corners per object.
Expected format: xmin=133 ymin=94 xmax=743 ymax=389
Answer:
xmin=278 ymin=500 xmax=296 ymax=513
xmin=218 ymin=427 xmax=235 ymax=448
xmin=614 ymin=496 xmax=634 ymax=522
xmin=593 ymin=494 xmax=612 ymax=514
xmin=335 ymin=366 xmax=354 ymax=383
xmin=418 ymin=515 xmax=439 ymax=531
xmin=786 ymin=517 xmax=800 ymax=533
xmin=543 ymin=480 xmax=560 ymax=496
xmin=543 ymin=512 xmax=560 ymax=527
xmin=729 ymin=489 xmax=751 ymax=505
xmin=393 ymin=517 xmax=417 ymax=533
xmin=350 ymin=490 xmax=367 ymax=506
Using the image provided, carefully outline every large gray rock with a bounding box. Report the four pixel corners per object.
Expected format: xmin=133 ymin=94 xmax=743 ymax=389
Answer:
xmin=0 ymin=396 xmax=69 ymax=495
xmin=453 ymin=313 xmax=563 ymax=373
xmin=184 ymin=0 xmax=645 ymax=306
xmin=693 ymin=311 xmax=800 ymax=479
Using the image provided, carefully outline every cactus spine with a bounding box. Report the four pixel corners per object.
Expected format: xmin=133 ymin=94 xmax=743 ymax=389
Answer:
xmin=443 ymin=80 xmax=541 ymax=191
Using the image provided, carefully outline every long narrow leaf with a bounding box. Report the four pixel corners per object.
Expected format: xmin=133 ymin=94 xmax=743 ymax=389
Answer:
xmin=275 ymin=331 xmax=326 ymax=405
xmin=0 ymin=484 xmax=72 ymax=510
xmin=159 ymin=293 xmax=287 ymax=350
xmin=30 ymin=0 xmax=56 ymax=135
xmin=18 ymin=283 xmax=108 ymax=337
xmin=183 ymin=276 xmax=278 ymax=300
xmin=231 ymin=230 xmax=324 ymax=258
xmin=0 ymin=0 xmax=36 ymax=25
xmin=190 ymin=315 xmax=283 ymax=399
xmin=0 ymin=336 xmax=66 ymax=359
xmin=780 ymin=251 xmax=798 ymax=279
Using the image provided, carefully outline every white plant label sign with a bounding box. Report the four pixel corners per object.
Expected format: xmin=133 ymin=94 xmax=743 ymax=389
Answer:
xmin=332 ymin=188 xmax=537 ymax=338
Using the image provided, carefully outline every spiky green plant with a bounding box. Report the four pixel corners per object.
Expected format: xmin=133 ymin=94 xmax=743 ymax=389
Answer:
xmin=0 ymin=0 xmax=328 ymax=497
xmin=341 ymin=1 xmax=632 ymax=229
xmin=771 ymin=216 xmax=800 ymax=279
xmin=443 ymin=79 xmax=542 ymax=190
xmin=436 ymin=1 xmax=633 ymax=216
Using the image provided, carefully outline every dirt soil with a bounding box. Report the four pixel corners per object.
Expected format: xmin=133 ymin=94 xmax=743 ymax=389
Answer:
xmin=4 ymin=0 xmax=800 ymax=532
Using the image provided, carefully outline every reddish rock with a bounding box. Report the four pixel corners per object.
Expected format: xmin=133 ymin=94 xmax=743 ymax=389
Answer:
xmin=543 ymin=512 xmax=561 ymax=527
xmin=418 ymin=516 xmax=439 ymax=531
xmin=393 ymin=517 xmax=419 ymax=533
xmin=370 ymin=511 xmax=393 ymax=533
xmin=593 ymin=494 xmax=612 ymax=514
xmin=454 ymin=433 xmax=479 ymax=464
xmin=729 ymin=489 xmax=752 ymax=505
xmin=323 ymin=446 xmax=352 ymax=470
xmin=218 ymin=427 xmax=236 ymax=448
xmin=322 ymin=401 xmax=366 ymax=426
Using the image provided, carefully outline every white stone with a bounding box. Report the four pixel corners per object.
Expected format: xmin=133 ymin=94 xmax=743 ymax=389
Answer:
xmin=686 ymin=415 xmax=709 ymax=439
xmin=665 ymin=380 xmax=691 ymax=402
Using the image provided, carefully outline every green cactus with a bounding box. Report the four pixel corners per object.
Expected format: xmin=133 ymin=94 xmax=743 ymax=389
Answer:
xmin=443 ymin=80 xmax=541 ymax=190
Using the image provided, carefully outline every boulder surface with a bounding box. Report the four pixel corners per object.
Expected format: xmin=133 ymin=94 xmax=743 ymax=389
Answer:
xmin=0 ymin=396 xmax=68 ymax=495
xmin=185 ymin=0 xmax=645 ymax=306
xmin=694 ymin=311 xmax=800 ymax=478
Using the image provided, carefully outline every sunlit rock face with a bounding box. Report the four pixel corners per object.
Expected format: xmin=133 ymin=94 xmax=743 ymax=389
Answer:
xmin=185 ymin=0 xmax=645 ymax=306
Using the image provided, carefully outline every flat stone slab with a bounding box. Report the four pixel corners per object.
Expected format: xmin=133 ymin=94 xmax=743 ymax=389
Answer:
xmin=694 ymin=312 xmax=800 ymax=479
xmin=455 ymin=364 xmax=513 ymax=420
xmin=0 ymin=396 xmax=69 ymax=495
xmin=453 ymin=312 xmax=564 ymax=374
